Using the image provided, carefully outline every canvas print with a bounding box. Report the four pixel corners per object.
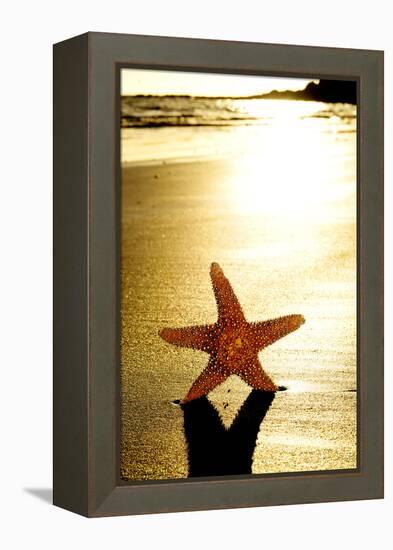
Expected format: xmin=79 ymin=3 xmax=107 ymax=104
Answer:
xmin=120 ymin=69 xmax=357 ymax=481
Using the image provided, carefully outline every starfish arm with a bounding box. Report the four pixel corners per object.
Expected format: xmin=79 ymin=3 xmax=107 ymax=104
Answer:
xmin=159 ymin=324 xmax=215 ymax=352
xmin=210 ymin=263 xmax=245 ymax=325
xmin=249 ymin=314 xmax=305 ymax=350
xmin=181 ymin=357 xmax=228 ymax=403
xmin=239 ymin=356 xmax=278 ymax=392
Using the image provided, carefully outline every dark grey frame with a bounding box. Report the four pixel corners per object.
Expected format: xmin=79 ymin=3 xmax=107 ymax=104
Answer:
xmin=53 ymin=32 xmax=384 ymax=517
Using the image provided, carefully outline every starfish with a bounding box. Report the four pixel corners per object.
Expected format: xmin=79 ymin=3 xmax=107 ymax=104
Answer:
xmin=159 ymin=262 xmax=305 ymax=404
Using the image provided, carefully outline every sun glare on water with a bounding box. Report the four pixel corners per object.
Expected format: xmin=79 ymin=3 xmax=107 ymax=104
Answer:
xmin=226 ymin=100 xmax=355 ymax=219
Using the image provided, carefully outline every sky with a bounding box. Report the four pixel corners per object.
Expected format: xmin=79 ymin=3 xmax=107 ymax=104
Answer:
xmin=121 ymin=68 xmax=314 ymax=97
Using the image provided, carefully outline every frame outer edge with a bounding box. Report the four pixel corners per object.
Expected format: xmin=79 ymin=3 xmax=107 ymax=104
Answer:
xmin=359 ymin=50 xmax=384 ymax=497
xmin=66 ymin=32 xmax=384 ymax=516
xmin=53 ymin=33 xmax=90 ymax=517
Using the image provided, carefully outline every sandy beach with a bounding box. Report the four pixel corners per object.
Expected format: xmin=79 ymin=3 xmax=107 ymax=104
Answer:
xmin=120 ymin=147 xmax=357 ymax=480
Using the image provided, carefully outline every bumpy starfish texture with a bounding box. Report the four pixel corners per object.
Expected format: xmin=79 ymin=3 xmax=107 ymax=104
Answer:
xmin=159 ymin=263 xmax=305 ymax=403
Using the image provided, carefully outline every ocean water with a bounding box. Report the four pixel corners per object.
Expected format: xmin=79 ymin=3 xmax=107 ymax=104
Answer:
xmin=120 ymin=96 xmax=357 ymax=481
xmin=121 ymin=96 xmax=355 ymax=164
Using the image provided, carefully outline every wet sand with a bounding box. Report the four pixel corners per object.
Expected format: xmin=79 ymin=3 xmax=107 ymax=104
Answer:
xmin=120 ymin=155 xmax=357 ymax=481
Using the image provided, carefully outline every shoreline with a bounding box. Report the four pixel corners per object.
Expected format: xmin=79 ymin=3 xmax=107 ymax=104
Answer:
xmin=121 ymin=152 xmax=238 ymax=169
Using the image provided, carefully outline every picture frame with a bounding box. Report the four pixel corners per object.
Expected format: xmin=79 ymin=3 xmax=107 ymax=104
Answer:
xmin=53 ymin=32 xmax=384 ymax=517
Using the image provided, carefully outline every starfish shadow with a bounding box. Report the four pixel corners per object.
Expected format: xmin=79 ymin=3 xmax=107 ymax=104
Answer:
xmin=181 ymin=389 xmax=275 ymax=477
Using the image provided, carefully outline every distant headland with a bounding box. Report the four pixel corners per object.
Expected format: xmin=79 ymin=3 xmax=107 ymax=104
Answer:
xmin=124 ymin=79 xmax=356 ymax=104
xmin=253 ymin=79 xmax=356 ymax=104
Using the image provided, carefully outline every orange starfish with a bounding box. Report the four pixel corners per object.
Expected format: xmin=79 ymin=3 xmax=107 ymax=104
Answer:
xmin=159 ymin=263 xmax=305 ymax=403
